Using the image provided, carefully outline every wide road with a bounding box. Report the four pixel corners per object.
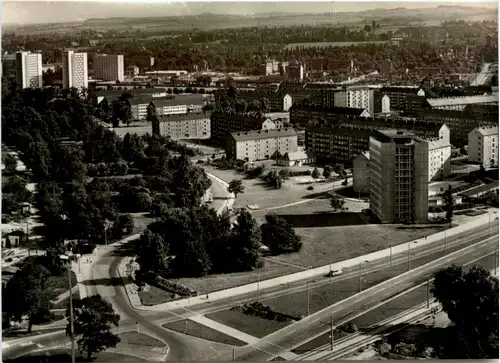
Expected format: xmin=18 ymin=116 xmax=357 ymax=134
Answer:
xmin=4 ymin=221 xmax=497 ymax=361
xmin=220 ymin=236 xmax=498 ymax=361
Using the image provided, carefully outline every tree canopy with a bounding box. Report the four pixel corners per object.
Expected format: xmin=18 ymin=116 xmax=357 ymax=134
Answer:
xmin=432 ymin=265 xmax=499 ymax=358
xmin=260 ymin=213 xmax=302 ymax=254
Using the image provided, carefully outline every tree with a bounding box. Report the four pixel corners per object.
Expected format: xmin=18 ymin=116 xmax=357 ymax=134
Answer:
xmin=68 ymin=294 xmax=121 ymax=361
xmin=261 ymin=213 xmax=302 ymax=254
xmin=330 ymin=195 xmax=346 ymax=212
xmin=432 ymin=265 xmax=499 ymax=358
xmin=136 ymin=229 xmax=170 ymax=275
xmin=3 ymin=263 xmax=52 ymax=332
xmin=279 ymin=168 xmax=290 ymax=180
xmin=4 ymin=154 xmax=17 ymax=172
xmin=312 ymin=167 xmax=321 ymax=179
xmin=442 ymin=185 xmax=455 ymax=224
xmin=228 ymin=210 xmax=263 ymax=271
xmin=228 ymin=179 xmax=245 ymax=198
xmin=323 ymin=165 xmax=332 ymax=179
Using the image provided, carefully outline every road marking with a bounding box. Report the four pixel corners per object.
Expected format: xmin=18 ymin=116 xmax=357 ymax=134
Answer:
xmin=19 ymin=341 xmax=33 ymax=347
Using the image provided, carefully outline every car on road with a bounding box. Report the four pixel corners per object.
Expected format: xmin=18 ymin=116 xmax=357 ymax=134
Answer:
xmin=327 ymin=268 xmax=343 ymax=277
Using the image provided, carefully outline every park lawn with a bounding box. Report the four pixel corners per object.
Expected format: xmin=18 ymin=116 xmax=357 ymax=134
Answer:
xmin=131 ymin=213 xmax=154 ymax=234
xmin=138 ymin=285 xmax=180 ymax=306
xmin=117 ymin=332 xmax=165 ymax=347
xmin=162 ymin=319 xmax=247 ymax=346
xmin=52 ymin=290 xmax=81 ymax=310
xmin=46 ymin=271 xmax=78 ymax=301
xmin=205 ymin=310 xmax=291 ymax=339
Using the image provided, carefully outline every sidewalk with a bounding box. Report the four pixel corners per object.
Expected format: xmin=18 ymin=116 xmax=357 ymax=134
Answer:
xmin=187 ymin=314 xmax=260 ymax=345
xmin=124 ymin=209 xmax=497 ymax=312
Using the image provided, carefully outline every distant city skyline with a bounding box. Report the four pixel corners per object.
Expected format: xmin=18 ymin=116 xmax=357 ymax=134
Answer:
xmin=2 ymin=1 xmax=498 ymax=25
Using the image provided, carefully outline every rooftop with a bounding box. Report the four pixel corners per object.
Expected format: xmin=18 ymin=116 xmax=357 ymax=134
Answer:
xmin=291 ymin=104 xmax=368 ymax=116
xmin=427 ymin=95 xmax=499 ymax=107
xmin=161 ymin=113 xmax=211 ymax=122
xmin=281 ymin=150 xmax=315 ymax=161
xmin=475 ymin=126 xmax=499 ymax=137
xmin=458 ymin=182 xmax=499 ymax=197
xmin=231 ymin=128 xmax=297 ymax=142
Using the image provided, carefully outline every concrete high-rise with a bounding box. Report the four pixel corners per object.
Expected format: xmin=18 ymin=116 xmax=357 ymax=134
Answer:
xmin=62 ymin=51 xmax=88 ymax=90
xmin=369 ymin=130 xmax=429 ymax=224
xmin=15 ymin=52 xmax=43 ymax=89
xmin=93 ymin=54 xmax=124 ymax=82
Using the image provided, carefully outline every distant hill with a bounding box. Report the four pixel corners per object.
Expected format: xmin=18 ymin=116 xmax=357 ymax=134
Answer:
xmin=3 ymin=5 xmax=497 ymax=35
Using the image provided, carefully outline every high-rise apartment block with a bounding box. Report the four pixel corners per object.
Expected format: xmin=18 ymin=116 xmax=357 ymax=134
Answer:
xmin=369 ymin=130 xmax=429 ymax=224
xmin=93 ymin=54 xmax=124 ymax=82
xmin=468 ymin=126 xmax=499 ymax=168
xmin=62 ymin=51 xmax=88 ymax=90
xmin=15 ymin=52 xmax=43 ymax=89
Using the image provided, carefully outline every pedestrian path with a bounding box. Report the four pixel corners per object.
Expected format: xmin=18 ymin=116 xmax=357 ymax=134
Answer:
xmin=187 ymin=314 xmax=260 ymax=345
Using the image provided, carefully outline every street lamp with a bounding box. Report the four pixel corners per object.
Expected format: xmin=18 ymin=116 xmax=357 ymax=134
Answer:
xmin=358 ymin=260 xmax=370 ymax=292
xmin=60 ymin=255 xmax=75 ymax=363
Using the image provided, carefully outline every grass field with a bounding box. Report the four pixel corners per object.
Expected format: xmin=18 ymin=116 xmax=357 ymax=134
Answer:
xmin=117 ymin=332 xmax=165 ymax=347
xmin=52 ymin=290 xmax=81 ymax=310
xmin=162 ymin=319 xmax=247 ymax=346
xmin=205 ymin=310 xmax=291 ymax=339
xmin=138 ymin=285 xmax=180 ymax=306
xmin=47 ymin=271 xmax=78 ymax=301
xmin=206 ymin=240 xmax=471 ymax=339
xmin=167 ymin=196 xmax=443 ymax=297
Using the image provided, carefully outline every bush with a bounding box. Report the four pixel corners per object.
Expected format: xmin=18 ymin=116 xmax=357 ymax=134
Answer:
xmin=146 ymin=273 xmax=198 ymax=297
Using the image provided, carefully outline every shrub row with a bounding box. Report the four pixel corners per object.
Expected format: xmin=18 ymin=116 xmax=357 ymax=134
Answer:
xmin=142 ymin=272 xmax=198 ymax=297
xmin=238 ymin=301 xmax=301 ymax=322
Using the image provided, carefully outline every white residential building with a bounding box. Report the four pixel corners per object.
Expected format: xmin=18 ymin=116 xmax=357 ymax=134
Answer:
xmin=15 ymin=52 xmax=43 ymax=89
xmin=62 ymin=51 xmax=88 ymax=90
xmin=347 ymin=86 xmax=375 ymax=115
xmin=93 ymin=54 xmax=124 ymax=82
xmin=381 ymin=94 xmax=391 ymax=113
xmin=468 ymin=126 xmax=499 ymax=168
xmin=283 ymin=94 xmax=293 ymax=112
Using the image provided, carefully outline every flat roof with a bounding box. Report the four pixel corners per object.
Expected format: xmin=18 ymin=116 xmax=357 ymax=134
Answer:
xmin=427 ymin=95 xmax=498 ymax=107
xmin=231 ymin=128 xmax=297 ymax=142
xmin=459 ymin=182 xmax=499 ymax=197
xmin=161 ymin=113 xmax=210 ymax=122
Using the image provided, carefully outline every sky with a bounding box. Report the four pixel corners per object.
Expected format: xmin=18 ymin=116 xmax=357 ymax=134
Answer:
xmin=2 ymin=1 xmax=498 ymax=25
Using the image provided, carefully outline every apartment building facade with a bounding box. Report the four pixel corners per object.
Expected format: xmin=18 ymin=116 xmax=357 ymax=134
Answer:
xmin=226 ymin=128 xmax=298 ymax=162
xmin=93 ymin=54 xmax=125 ymax=82
xmin=62 ymin=51 xmax=88 ymax=90
xmin=427 ymin=136 xmax=452 ymax=181
xmin=418 ymin=108 xmax=498 ymax=146
xmin=289 ymin=105 xmax=370 ymax=127
xmin=15 ymin=51 xmax=43 ymax=89
xmin=369 ymin=130 xmax=429 ymax=224
xmin=468 ymin=126 xmax=499 ymax=168
xmin=158 ymin=113 xmax=211 ymax=140
xmin=130 ymin=94 xmax=207 ymax=120
xmin=353 ymin=151 xmax=370 ymax=194
xmin=426 ymin=95 xmax=498 ymax=111
xmin=380 ymin=86 xmax=425 ymax=111
xmin=305 ymin=119 xmax=447 ymax=164
xmin=210 ymin=112 xmax=277 ymax=142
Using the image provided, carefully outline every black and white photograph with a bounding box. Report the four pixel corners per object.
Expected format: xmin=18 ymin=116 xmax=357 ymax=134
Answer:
xmin=1 ymin=0 xmax=499 ymax=361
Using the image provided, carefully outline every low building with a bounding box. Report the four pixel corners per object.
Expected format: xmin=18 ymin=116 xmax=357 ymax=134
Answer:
xmin=468 ymin=126 xmax=499 ymax=168
xmin=125 ymin=65 xmax=139 ymax=77
xmin=157 ymin=113 xmax=211 ymax=140
xmin=210 ymin=112 xmax=278 ymax=142
xmin=92 ymin=88 xmax=168 ymax=105
xmin=227 ymin=128 xmax=298 ymax=162
xmin=130 ymin=94 xmax=208 ymax=120
xmin=353 ymin=151 xmax=370 ymax=194
xmin=277 ymin=150 xmax=316 ymax=167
